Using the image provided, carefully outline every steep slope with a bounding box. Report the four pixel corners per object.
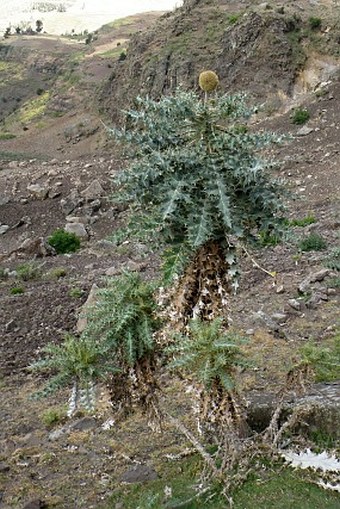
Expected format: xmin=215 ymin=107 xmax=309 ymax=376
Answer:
xmin=102 ymin=0 xmax=340 ymax=121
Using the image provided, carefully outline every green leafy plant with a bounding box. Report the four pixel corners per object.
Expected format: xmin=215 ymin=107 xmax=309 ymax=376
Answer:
xmin=292 ymin=108 xmax=310 ymax=125
xmin=83 ymin=271 xmax=161 ymax=423
xmin=288 ymin=215 xmax=316 ymax=227
xmin=309 ymin=16 xmax=322 ymax=29
xmin=228 ymin=14 xmax=241 ymax=24
xmin=297 ymin=337 xmax=340 ymax=383
xmin=47 ymin=267 xmax=67 ymax=279
xmin=30 ymin=334 xmax=110 ymax=415
xmin=169 ymin=319 xmax=247 ymax=392
xmin=324 ymin=247 xmax=340 ymax=271
xmin=41 ymin=407 xmax=66 ymax=428
xmin=10 ymin=286 xmax=24 ymax=295
xmin=110 ymin=87 xmax=285 ymax=321
xmin=16 ymin=261 xmax=41 ymax=281
xmin=69 ymin=287 xmax=83 ymax=298
xmin=168 ymin=318 xmax=248 ymax=437
xmin=47 ymin=229 xmax=81 ymax=254
xmin=298 ymin=233 xmax=327 ymax=252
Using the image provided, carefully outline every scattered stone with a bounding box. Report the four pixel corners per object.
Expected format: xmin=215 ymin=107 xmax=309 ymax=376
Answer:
xmin=13 ymin=237 xmax=56 ymax=258
xmin=66 ymin=216 xmax=89 ymax=224
xmin=48 ymin=428 xmax=66 ymax=441
xmin=48 ymin=188 xmax=62 ymax=199
xmin=65 ymin=222 xmax=88 ymax=240
xmin=27 ymin=184 xmax=49 ymax=200
xmin=255 ymin=310 xmax=280 ymax=332
xmin=105 ymin=260 xmax=146 ymax=276
xmin=296 ymin=126 xmax=314 ymax=136
xmin=69 ymin=417 xmax=97 ymax=432
xmin=306 ymin=292 xmax=328 ymax=308
xmin=0 ymin=195 xmax=10 ymax=206
xmin=5 ymin=319 xmax=17 ymax=332
xmin=81 ymin=179 xmax=105 ymax=201
xmin=245 ymin=329 xmax=255 ymax=336
xmin=0 ymin=224 xmax=9 ymax=235
xmin=271 ymin=313 xmax=288 ymax=322
xmin=60 ymin=190 xmax=83 ymax=216
xmin=288 ymin=298 xmax=303 ymax=311
xmin=119 ymin=464 xmax=158 ymax=484
xmin=276 ymin=284 xmax=285 ymax=294
xmin=23 ymin=499 xmax=47 ymax=509
xmin=0 ymin=462 xmax=10 ymax=473
xmin=298 ymin=268 xmax=331 ymax=293
xmin=76 ymin=284 xmax=99 ymax=333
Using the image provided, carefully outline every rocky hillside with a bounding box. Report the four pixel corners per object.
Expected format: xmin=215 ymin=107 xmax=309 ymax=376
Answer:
xmin=103 ymin=0 xmax=340 ymax=120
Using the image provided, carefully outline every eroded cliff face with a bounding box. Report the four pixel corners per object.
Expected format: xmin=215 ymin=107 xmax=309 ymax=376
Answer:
xmin=102 ymin=0 xmax=340 ymax=122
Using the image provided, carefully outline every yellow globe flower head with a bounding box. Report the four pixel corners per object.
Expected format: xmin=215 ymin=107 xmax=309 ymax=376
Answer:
xmin=198 ymin=70 xmax=219 ymax=93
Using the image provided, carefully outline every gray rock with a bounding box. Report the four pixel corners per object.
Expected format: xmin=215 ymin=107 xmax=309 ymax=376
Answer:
xmin=288 ymin=298 xmax=302 ymax=311
xmin=296 ymin=126 xmax=314 ymax=136
xmin=0 ymin=225 xmax=9 ymax=235
xmin=255 ymin=310 xmax=280 ymax=332
xmin=27 ymin=184 xmax=49 ymax=200
xmin=69 ymin=417 xmax=97 ymax=432
xmin=5 ymin=319 xmax=17 ymax=332
xmin=65 ymin=222 xmax=88 ymax=240
xmin=0 ymin=195 xmax=10 ymax=206
xmin=16 ymin=237 xmax=56 ymax=258
xmin=247 ymin=382 xmax=340 ymax=439
xmin=306 ymin=292 xmax=328 ymax=308
xmin=83 ymin=199 xmax=101 ymax=216
xmin=271 ymin=313 xmax=288 ymax=322
xmin=22 ymin=500 xmax=47 ymax=509
xmin=0 ymin=462 xmax=10 ymax=473
xmin=76 ymin=284 xmax=99 ymax=333
xmin=60 ymin=190 xmax=83 ymax=216
xmin=299 ymin=268 xmax=331 ymax=293
xmin=119 ymin=464 xmax=158 ymax=484
xmin=48 ymin=427 xmax=66 ymax=441
xmin=81 ymin=179 xmax=105 ymax=201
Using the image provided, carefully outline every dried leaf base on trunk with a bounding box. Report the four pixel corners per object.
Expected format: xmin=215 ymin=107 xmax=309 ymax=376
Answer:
xmin=199 ymin=383 xmax=249 ymax=442
xmin=172 ymin=241 xmax=232 ymax=327
xmin=107 ymin=356 xmax=162 ymax=430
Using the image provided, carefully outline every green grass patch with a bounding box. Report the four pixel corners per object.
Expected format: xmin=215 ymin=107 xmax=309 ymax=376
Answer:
xmin=16 ymin=262 xmax=41 ymax=281
xmin=106 ymin=456 xmax=340 ymax=509
xmin=232 ymin=467 xmax=340 ymax=509
xmin=324 ymin=247 xmax=340 ymax=272
xmin=298 ymin=233 xmax=327 ymax=252
xmin=228 ymin=13 xmax=241 ymax=24
xmin=103 ymin=17 xmax=135 ymax=30
xmin=18 ymin=91 xmax=50 ymax=123
xmin=299 ymin=335 xmax=340 ymax=383
xmin=41 ymin=407 xmax=66 ymax=428
xmin=10 ymin=286 xmax=25 ymax=295
xmin=0 ymin=132 xmax=16 ymax=140
xmin=288 ymin=215 xmax=316 ymax=227
xmin=292 ymin=108 xmax=310 ymax=125
xmin=98 ymin=46 xmax=127 ymax=59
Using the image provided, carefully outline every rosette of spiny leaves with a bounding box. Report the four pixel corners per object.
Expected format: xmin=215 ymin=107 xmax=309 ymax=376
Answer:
xmin=109 ymin=88 xmax=285 ymax=322
xmin=30 ymin=334 xmax=110 ymax=416
xmin=111 ymin=90 xmax=284 ymax=254
xmin=168 ymin=318 xmax=249 ymax=439
xmin=82 ymin=271 xmax=162 ymax=427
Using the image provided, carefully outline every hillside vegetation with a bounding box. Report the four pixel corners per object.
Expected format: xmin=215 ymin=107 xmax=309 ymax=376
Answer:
xmin=0 ymin=1 xmax=339 ymax=508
